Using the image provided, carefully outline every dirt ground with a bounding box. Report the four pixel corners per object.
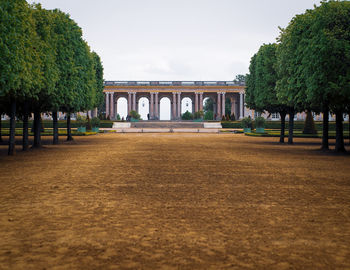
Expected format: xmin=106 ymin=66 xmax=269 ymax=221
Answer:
xmin=0 ymin=133 xmax=349 ymax=270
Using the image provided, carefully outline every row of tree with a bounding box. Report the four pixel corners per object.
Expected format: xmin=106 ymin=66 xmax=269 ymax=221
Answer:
xmin=245 ymin=0 xmax=350 ymax=152
xmin=0 ymin=0 xmax=104 ymax=155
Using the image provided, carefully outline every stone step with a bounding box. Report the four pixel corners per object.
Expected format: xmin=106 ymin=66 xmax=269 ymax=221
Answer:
xmin=131 ymin=121 xmax=204 ymax=129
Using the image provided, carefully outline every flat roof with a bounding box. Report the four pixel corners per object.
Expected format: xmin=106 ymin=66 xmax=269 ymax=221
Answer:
xmin=104 ymin=81 xmax=245 ymax=87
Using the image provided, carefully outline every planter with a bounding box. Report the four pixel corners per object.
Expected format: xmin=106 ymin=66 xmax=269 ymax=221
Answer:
xmin=256 ymin=127 xmax=265 ymax=133
xmin=243 ymin=128 xmax=251 ymax=133
xmin=92 ymin=127 xmax=99 ymax=132
xmin=77 ymin=126 xmax=86 ymax=133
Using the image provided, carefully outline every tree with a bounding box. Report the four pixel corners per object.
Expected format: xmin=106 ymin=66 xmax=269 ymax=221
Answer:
xmin=203 ymin=98 xmax=214 ymax=112
xmin=234 ymin=74 xmax=246 ymax=84
xmin=276 ymin=11 xmax=314 ymax=145
xmin=92 ymin=52 xmax=104 ymax=114
xmin=246 ymin=45 xmax=289 ymax=143
xmin=0 ymin=0 xmax=42 ymax=155
xmin=301 ymin=1 xmax=350 ymax=152
xmin=30 ymin=4 xmax=59 ymax=148
xmin=51 ymin=9 xmax=89 ymax=141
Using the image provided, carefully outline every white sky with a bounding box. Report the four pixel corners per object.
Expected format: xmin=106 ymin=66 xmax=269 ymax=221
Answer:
xmin=29 ymin=0 xmax=322 ymax=81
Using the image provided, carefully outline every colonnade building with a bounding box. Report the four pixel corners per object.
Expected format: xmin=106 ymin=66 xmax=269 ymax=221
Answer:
xmin=104 ymin=81 xmax=248 ymax=120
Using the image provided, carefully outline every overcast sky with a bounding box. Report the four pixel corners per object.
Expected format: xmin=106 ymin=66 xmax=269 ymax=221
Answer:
xmin=29 ymin=0 xmax=322 ymax=81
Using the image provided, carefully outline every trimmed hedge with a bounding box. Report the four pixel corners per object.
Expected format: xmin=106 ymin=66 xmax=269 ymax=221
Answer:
xmin=0 ymin=120 xmax=114 ymax=129
xmin=221 ymin=120 xmax=349 ymax=131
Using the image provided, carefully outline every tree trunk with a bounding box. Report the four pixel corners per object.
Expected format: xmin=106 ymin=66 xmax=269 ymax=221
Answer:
xmin=53 ymin=111 xmax=59 ymax=145
xmin=0 ymin=116 xmax=3 ymax=142
xmin=321 ymin=105 xmax=329 ymax=150
xmin=288 ymin=111 xmax=294 ymax=145
xmin=348 ymin=110 xmax=350 ymax=146
xmin=335 ymin=110 xmax=345 ymax=152
xmin=22 ymin=104 xmax=29 ymax=151
xmin=279 ymin=111 xmax=286 ymax=143
xmin=32 ymin=110 xmax=42 ymax=148
xmin=8 ymin=99 xmax=16 ymax=155
xmin=67 ymin=113 xmax=73 ymax=141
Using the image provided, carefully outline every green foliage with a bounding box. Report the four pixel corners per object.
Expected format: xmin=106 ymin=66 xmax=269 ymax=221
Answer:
xmin=303 ymin=111 xmax=317 ymax=134
xmin=234 ymin=74 xmax=246 ymax=84
xmin=91 ymin=117 xmax=100 ymax=127
xmin=204 ymin=110 xmax=214 ymax=120
xmin=76 ymin=115 xmax=87 ymax=127
xmin=181 ymin=111 xmax=193 ymax=120
xmin=255 ymin=116 xmax=266 ymax=128
xmin=116 ymin=113 xmax=121 ymax=120
xmin=129 ymin=110 xmax=141 ymax=120
xmin=241 ymin=117 xmax=253 ymax=128
xmin=230 ymin=113 xmax=236 ymax=121
xmin=193 ymin=110 xmax=204 ymax=119
xmin=203 ymin=98 xmax=214 ymax=112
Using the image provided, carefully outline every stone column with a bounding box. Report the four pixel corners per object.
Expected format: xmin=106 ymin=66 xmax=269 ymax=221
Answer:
xmin=222 ymin=92 xmax=226 ymax=117
xmin=217 ymin=92 xmax=221 ymax=119
xmin=199 ymin=92 xmax=203 ymax=111
xmin=94 ymin=108 xmax=98 ymax=118
xmin=128 ymin=92 xmax=132 ymax=114
xmin=132 ymin=92 xmax=136 ymax=111
xmin=177 ymin=92 xmax=181 ymax=119
xmin=155 ymin=92 xmax=159 ymax=120
xmin=239 ymin=92 xmax=244 ymax=119
xmin=195 ymin=93 xmax=199 ymax=112
xmin=230 ymin=98 xmax=235 ymax=118
xmin=110 ymin=92 xmax=114 ymax=119
xmin=150 ymin=92 xmax=154 ymax=119
xmin=172 ymin=92 xmax=177 ymax=120
xmin=105 ymin=92 xmax=110 ymax=118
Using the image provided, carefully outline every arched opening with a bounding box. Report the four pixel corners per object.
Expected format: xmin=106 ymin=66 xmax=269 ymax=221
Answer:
xmin=203 ymin=97 xmax=214 ymax=120
xmin=159 ymin=97 xmax=171 ymax=120
xmin=138 ymin=97 xmax=149 ymax=120
xmin=181 ymin=97 xmax=193 ymax=114
xmin=117 ymin=97 xmax=127 ymax=120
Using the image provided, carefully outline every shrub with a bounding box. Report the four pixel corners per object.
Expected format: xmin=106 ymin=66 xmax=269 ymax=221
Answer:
xmin=230 ymin=113 xmax=236 ymax=121
xmin=303 ymin=111 xmax=317 ymax=134
xmin=91 ymin=117 xmax=100 ymax=127
xmin=241 ymin=117 xmax=252 ymax=128
xmin=129 ymin=110 xmax=141 ymax=120
xmin=193 ymin=110 xmax=204 ymax=119
xmin=116 ymin=113 xmax=121 ymax=120
xmin=204 ymin=110 xmax=214 ymax=120
xmin=222 ymin=115 xmax=226 ymax=121
xmin=255 ymin=116 xmax=266 ymax=128
xmin=182 ymin=111 xmax=193 ymax=120
xmin=76 ymin=115 xmax=87 ymax=127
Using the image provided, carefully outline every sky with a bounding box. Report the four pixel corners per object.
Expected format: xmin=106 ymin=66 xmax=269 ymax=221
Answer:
xmin=28 ymin=0 xmax=322 ymax=81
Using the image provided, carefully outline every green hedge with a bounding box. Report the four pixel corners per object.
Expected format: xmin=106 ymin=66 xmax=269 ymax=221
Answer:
xmin=221 ymin=120 xmax=349 ymax=131
xmin=0 ymin=120 xmax=114 ymax=129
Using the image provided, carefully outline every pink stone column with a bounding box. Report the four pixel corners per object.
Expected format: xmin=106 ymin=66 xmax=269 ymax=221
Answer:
xmin=150 ymin=92 xmax=154 ymax=119
xmin=172 ymin=92 xmax=177 ymax=120
xmin=177 ymin=92 xmax=181 ymax=118
xmin=155 ymin=92 xmax=159 ymax=119
xmin=128 ymin=92 xmax=132 ymax=114
xmin=199 ymin=92 xmax=203 ymax=111
xmin=195 ymin=93 xmax=199 ymax=112
xmin=222 ymin=92 xmax=226 ymax=117
xmin=132 ymin=92 xmax=136 ymax=111
xmin=239 ymin=92 xmax=244 ymax=119
xmin=231 ymin=97 xmax=235 ymax=117
xmin=110 ymin=92 xmax=114 ymax=119
xmin=105 ymin=92 xmax=110 ymax=118
xmin=217 ymin=92 xmax=221 ymax=119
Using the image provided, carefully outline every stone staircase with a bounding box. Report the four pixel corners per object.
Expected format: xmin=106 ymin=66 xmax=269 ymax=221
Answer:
xmin=130 ymin=121 xmax=205 ymax=129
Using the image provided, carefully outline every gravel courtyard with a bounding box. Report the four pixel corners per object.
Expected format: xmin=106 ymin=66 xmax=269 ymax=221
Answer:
xmin=0 ymin=133 xmax=349 ymax=269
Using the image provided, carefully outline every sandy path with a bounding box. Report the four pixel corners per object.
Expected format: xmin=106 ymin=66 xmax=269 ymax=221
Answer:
xmin=0 ymin=133 xmax=349 ymax=269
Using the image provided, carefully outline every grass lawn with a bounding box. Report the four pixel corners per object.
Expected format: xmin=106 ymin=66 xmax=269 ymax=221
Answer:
xmin=0 ymin=133 xmax=349 ymax=269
